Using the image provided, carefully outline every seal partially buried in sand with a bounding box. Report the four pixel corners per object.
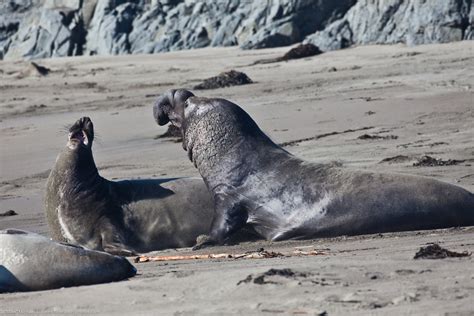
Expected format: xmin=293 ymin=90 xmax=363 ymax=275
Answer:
xmin=0 ymin=229 xmax=136 ymax=292
xmin=45 ymin=117 xmax=217 ymax=255
xmin=153 ymin=89 xmax=474 ymax=248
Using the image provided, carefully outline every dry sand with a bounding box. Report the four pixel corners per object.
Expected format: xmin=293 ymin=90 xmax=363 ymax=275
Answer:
xmin=0 ymin=41 xmax=473 ymax=315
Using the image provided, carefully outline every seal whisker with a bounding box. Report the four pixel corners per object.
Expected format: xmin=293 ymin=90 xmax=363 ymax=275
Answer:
xmin=58 ymin=124 xmax=71 ymax=135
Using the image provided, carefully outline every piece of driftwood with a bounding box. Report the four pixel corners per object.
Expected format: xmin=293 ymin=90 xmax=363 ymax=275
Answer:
xmin=134 ymin=248 xmax=327 ymax=263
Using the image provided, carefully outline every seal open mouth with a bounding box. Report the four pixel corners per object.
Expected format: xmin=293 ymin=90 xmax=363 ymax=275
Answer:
xmin=68 ymin=117 xmax=94 ymax=148
xmin=69 ymin=130 xmax=89 ymax=145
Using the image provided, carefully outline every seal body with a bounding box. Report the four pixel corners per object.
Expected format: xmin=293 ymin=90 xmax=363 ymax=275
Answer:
xmin=45 ymin=117 xmax=216 ymax=255
xmin=0 ymin=229 xmax=136 ymax=292
xmin=153 ymin=89 xmax=474 ymax=247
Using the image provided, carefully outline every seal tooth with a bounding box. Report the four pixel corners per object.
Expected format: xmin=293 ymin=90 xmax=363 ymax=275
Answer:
xmin=82 ymin=131 xmax=89 ymax=145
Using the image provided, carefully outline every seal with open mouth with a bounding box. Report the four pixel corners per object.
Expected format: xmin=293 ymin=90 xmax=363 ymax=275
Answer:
xmin=45 ymin=117 xmax=218 ymax=255
xmin=153 ymin=89 xmax=474 ymax=249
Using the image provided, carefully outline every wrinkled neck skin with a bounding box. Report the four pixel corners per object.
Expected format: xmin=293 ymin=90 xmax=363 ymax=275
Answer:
xmin=47 ymin=144 xmax=107 ymax=240
xmin=54 ymin=146 xmax=102 ymax=190
xmin=51 ymin=147 xmax=108 ymax=217
xmin=181 ymin=102 xmax=290 ymax=191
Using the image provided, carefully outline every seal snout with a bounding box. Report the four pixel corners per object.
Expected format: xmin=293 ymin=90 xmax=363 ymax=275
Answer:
xmin=153 ymin=92 xmax=173 ymax=126
xmin=68 ymin=117 xmax=94 ymax=147
xmin=153 ymin=96 xmax=171 ymax=126
xmin=153 ymin=89 xmax=195 ymax=126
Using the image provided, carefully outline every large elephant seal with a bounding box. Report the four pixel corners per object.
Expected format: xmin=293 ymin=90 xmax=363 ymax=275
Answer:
xmin=0 ymin=229 xmax=135 ymax=292
xmin=45 ymin=117 xmax=219 ymax=255
xmin=153 ymin=89 xmax=474 ymax=248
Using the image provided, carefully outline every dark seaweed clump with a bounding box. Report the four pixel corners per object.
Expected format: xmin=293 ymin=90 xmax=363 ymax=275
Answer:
xmin=414 ymin=244 xmax=471 ymax=259
xmin=413 ymin=155 xmax=464 ymax=167
xmin=281 ymin=43 xmax=323 ymax=61
xmin=194 ymin=70 xmax=253 ymax=90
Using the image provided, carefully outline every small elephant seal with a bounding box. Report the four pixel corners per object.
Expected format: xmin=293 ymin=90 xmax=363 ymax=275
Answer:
xmin=0 ymin=229 xmax=136 ymax=292
xmin=45 ymin=117 xmax=217 ymax=255
xmin=153 ymin=89 xmax=474 ymax=248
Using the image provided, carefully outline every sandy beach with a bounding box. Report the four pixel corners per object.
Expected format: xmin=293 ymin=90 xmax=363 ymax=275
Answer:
xmin=1 ymin=41 xmax=473 ymax=314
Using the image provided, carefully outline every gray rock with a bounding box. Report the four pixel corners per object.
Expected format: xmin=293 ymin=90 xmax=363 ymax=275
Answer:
xmin=2 ymin=0 xmax=88 ymax=60
xmin=5 ymin=8 xmax=71 ymax=60
xmin=465 ymin=4 xmax=474 ymax=40
xmin=240 ymin=0 xmax=357 ymax=49
xmin=1 ymin=0 xmax=472 ymax=60
xmin=0 ymin=0 xmax=33 ymax=59
xmin=305 ymin=0 xmax=472 ymax=51
xmin=87 ymin=1 xmax=140 ymax=55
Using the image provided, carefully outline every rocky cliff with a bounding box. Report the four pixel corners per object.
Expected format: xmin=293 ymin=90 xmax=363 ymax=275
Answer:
xmin=1 ymin=0 xmax=472 ymax=60
xmin=305 ymin=0 xmax=474 ymax=51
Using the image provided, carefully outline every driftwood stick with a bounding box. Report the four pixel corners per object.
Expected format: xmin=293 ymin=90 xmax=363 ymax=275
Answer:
xmin=134 ymin=249 xmax=327 ymax=263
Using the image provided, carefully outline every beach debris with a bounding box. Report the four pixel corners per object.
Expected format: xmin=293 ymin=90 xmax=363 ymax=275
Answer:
xmin=357 ymin=134 xmax=398 ymax=140
xmin=29 ymin=62 xmax=50 ymax=76
xmin=280 ymin=126 xmax=374 ymax=147
xmin=194 ymin=70 xmax=252 ymax=90
xmin=253 ymin=43 xmax=323 ymax=65
xmin=414 ymin=243 xmax=471 ymax=259
xmin=391 ymin=292 xmax=419 ymax=305
xmin=0 ymin=210 xmax=18 ymax=217
xmin=17 ymin=62 xmax=51 ymax=78
xmin=154 ymin=125 xmax=182 ymax=142
xmin=25 ymin=104 xmax=47 ymax=113
xmin=392 ymin=52 xmax=422 ymax=58
xmin=135 ymin=247 xmax=327 ymax=263
xmin=238 ymin=268 xmax=309 ymax=285
xmin=379 ymin=155 xmax=412 ymax=164
xmin=413 ymin=155 xmax=464 ymax=167
xmin=348 ymin=96 xmax=384 ymax=102
xmin=135 ymin=248 xmax=283 ymax=263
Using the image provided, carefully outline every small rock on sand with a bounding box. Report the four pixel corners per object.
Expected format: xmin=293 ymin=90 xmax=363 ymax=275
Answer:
xmin=0 ymin=210 xmax=18 ymax=217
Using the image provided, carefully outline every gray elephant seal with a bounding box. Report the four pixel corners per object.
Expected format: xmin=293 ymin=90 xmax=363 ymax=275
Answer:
xmin=45 ymin=117 xmax=218 ymax=255
xmin=0 ymin=229 xmax=136 ymax=292
xmin=153 ymin=89 xmax=474 ymax=248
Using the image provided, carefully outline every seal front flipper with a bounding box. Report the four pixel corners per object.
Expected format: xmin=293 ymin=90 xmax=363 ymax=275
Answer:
xmin=192 ymin=234 xmax=215 ymax=250
xmin=100 ymin=226 xmax=137 ymax=256
xmin=195 ymin=190 xmax=248 ymax=249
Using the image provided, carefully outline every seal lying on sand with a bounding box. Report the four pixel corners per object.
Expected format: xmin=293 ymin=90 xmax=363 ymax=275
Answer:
xmin=153 ymin=89 xmax=474 ymax=249
xmin=0 ymin=229 xmax=136 ymax=292
xmin=45 ymin=117 xmax=217 ymax=255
